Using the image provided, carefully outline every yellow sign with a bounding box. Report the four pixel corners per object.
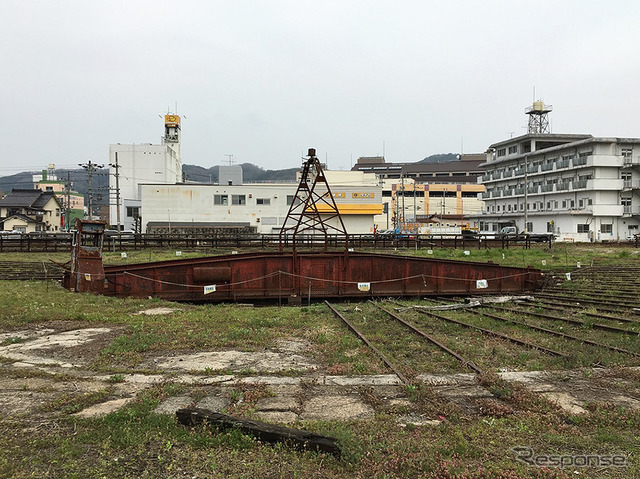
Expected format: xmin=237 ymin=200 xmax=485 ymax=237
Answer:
xmin=165 ymin=115 xmax=180 ymax=126
xmin=352 ymin=192 xmax=375 ymax=198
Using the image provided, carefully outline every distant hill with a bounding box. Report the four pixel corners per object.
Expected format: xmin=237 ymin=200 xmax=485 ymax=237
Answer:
xmin=183 ymin=163 xmax=298 ymax=183
xmin=0 ymin=163 xmax=299 ymax=203
xmin=2 ymin=156 xmax=460 ymax=200
xmin=419 ymin=153 xmax=460 ymax=164
xmin=0 ymin=169 xmax=109 ymax=205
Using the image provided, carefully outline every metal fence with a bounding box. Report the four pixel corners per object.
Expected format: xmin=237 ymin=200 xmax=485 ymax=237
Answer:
xmin=0 ymin=232 xmax=557 ymax=252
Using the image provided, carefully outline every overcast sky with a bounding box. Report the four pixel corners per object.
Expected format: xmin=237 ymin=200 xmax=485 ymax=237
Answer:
xmin=2 ymin=1 xmax=639 ymax=175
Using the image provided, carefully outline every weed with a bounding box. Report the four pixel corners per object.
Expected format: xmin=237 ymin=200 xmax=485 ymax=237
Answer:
xmin=107 ymin=374 xmax=126 ymax=383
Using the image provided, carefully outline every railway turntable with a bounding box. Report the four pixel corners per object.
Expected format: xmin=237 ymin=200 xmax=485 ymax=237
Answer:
xmin=63 ymin=149 xmax=543 ymax=303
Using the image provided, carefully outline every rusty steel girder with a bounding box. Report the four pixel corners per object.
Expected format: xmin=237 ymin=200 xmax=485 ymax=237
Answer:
xmin=69 ymin=251 xmax=542 ymax=303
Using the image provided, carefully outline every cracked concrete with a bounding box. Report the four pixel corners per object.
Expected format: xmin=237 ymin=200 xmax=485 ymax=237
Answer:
xmin=1 ymin=326 xmax=639 ymax=423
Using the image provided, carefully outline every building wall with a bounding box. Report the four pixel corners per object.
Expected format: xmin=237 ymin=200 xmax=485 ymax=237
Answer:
xmin=375 ymin=182 xmax=485 ymax=231
xmin=35 ymin=181 xmax=85 ymax=211
xmin=1 ymin=196 xmax=62 ymax=233
xmin=476 ymin=135 xmax=640 ymax=241
xmin=140 ymin=180 xmax=382 ymax=235
xmin=109 ymin=142 xmax=181 ymax=230
xmin=2 ymin=217 xmax=34 ymax=233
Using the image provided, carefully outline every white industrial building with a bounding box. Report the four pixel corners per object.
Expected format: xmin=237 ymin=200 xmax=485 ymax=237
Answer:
xmin=477 ymin=132 xmax=640 ymax=242
xmin=140 ymin=169 xmax=383 ymax=235
xmin=109 ymin=114 xmax=183 ymax=231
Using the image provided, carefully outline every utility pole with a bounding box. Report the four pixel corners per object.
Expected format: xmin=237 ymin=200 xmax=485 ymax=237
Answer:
xmin=524 ymin=154 xmax=529 ymax=233
xmin=79 ymin=160 xmax=103 ymax=220
xmin=400 ymin=171 xmax=405 ymax=228
xmin=109 ymin=153 xmax=122 ymax=242
xmin=64 ymin=172 xmax=71 ymax=231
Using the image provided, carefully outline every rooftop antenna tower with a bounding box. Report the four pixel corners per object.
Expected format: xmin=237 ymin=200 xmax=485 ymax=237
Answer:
xmin=525 ymin=100 xmax=553 ymax=134
xmin=279 ymin=148 xmax=349 ymax=252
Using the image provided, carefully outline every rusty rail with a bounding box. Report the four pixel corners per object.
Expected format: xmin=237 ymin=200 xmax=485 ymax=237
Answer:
xmin=324 ymin=301 xmax=411 ymax=385
xmin=488 ymin=305 xmax=640 ymax=336
xmin=472 ymin=309 xmax=640 ymax=357
xmin=374 ymin=304 xmax=484 ymax=374
xmin=412 ymin=308 xmax=570 ymax=359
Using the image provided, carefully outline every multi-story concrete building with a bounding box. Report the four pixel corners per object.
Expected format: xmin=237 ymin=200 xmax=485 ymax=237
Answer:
xmin=477 ymin=133 xmax=640 ymax=241
xmin=109 ymin=114 xmax=182 ymax=231
xmin=352 ymin=154 xmax=484 ymax=183
xmin=382 ymin=182 xmax=485 ymax=232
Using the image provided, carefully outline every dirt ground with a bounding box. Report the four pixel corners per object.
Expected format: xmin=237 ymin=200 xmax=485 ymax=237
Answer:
xmin=1 ymin=320 xmax=639 ymax=425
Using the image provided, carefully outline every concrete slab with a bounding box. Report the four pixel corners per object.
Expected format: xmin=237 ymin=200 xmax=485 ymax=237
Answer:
xmin=300 ymin=395 xmax=374 ymax=421
xmin=74 ymin=398 xmax=132 ymax=418
xmin=324 ymin=374 xmax=401 ymax=386
xmin=0 ymin=328 xmax=111 ymax=352
xmin=255 ymin=396 xmax=298 ymax=412
xmin=196 ymin=396 xmax=232 ymax=412
xmin=156 ymin=351 xmax=315 ymax=373
xmin=236 ymin=376 xmax=301 ymax=385
xmin=542 ymin=392 xmax=587 ymax=415
xmin=0 ymin=329 xmax=55 ymax=342
xmin=435 ymin=385 xmax=493 ymax=398
xmin=154 ymin=395 xmax=194 ymax=415
xmin=417 ymin=372 xmax=477 ymax=386
xmin=388 ymin=398 xmax=412 ymax=409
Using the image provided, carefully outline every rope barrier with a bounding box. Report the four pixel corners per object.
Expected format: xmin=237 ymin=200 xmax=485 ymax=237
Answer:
xmin=101 ymin=268 xmax=530 ymax=290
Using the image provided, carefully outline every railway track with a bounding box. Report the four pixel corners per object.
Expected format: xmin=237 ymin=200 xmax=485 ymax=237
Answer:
xmin=323 ymin=262 xmax=640 ymax=384
xmin=0 ymin=261 xmax=65 ymax=281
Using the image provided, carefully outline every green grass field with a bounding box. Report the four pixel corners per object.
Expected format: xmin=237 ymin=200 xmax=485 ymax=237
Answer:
xmin=0 ymin=244 xmax=638 ymax=478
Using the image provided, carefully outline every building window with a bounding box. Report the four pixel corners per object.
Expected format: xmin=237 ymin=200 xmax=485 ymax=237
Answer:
xmin=126 ymin=206 xmax=140 ymax=218
xmin=562 ymin=200 xmax=567 ymax=209
xmin=546 ymin=202 xmax=551 ymax=210
xmin=578 ymin=199 xmax=584 ymax=208
xmin=526 ymin=222 xmax=533 ymax=232
xmin=577 ymin=224 xmax=589 ymax=233
xmin=601 ymin=224 xmax=613 ymax=234
xmin=508 ymin=145 xmax=518 ymax=154
xmin=256 ymin=198 xmax=271 ymax=205
xmin=497 ymin=148 xmax=506 ymax=157
xmin=214 ymin=194 xmax=228 ymax=206
xmin=55 ymin=208 xmax=60 ymax=217
xmin=286 ymin=195 xmax=295 ymax=205
xmin=232 ymin=195 xmax=246 ymax=205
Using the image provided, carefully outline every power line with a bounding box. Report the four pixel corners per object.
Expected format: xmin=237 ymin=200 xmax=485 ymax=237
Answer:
xmin=78 ymin=160 xmax=104 ymax=219
xmin=108 ymin=153 xmax=122 ymax=238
